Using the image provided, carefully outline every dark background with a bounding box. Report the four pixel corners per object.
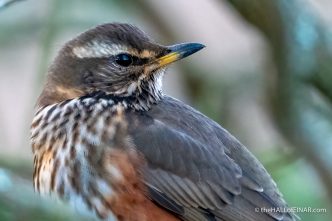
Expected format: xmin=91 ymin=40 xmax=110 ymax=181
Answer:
xmin=0 ymin=0 xmax=331 ymax=220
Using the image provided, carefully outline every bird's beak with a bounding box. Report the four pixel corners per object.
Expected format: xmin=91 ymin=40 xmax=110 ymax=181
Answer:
xmin=156 ymin=43 xmax=205 ymax=67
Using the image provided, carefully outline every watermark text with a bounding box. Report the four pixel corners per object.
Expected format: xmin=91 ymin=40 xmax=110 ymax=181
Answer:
xmin=255 ymin=207 xmax=327 ymax=214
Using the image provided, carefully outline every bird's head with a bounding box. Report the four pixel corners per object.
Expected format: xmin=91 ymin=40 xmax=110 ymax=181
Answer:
xmin=38 ymin=23 xmax=205 ymax=110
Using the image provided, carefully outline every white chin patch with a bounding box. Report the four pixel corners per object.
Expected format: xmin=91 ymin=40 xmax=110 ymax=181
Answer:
xmin=154 ymin=68 xmax=165 ymax=92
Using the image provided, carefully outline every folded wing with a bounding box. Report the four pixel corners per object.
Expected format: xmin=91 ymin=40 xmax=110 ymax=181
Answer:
xmin=127 ymin=96 xmax=296 ymax=221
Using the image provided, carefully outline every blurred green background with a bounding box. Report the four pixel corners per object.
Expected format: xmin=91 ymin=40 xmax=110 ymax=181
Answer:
xmin=0 ymin=0 xmax=331 ymax=220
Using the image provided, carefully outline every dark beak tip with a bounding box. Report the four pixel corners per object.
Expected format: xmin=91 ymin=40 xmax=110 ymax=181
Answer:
xmin=194 ymin=43 xmax=206 ymax=50
xmin=181 ymin=42 xmax=205 ymax=58
xmin=168 ymin=42 xmax=206 ymax=54
xmin=195 ymin=43 xmax=206 ymax=51
xmin=184 ymin=42 xmax=206 ymax=50
xmin=189 ymin=43 xmax=206 ymax=53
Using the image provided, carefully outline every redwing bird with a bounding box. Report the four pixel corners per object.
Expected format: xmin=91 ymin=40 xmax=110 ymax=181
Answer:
xmin=30 ymin=23 xmax=297 ymax=221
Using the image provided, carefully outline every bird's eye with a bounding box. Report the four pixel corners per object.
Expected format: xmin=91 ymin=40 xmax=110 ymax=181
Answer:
xmin=115 ymin=53 xmax=133 ymax=67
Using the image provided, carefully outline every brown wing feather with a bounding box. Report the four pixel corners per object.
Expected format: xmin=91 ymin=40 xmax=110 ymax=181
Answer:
xmin=127 ymin=96 xmax=296 ymax=221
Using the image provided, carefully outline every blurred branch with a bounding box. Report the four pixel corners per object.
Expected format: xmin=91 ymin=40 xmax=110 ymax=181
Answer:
xmin=311 ymin=62 xmax=332 ymax=105
xmin=226 ymin=0 xmax=332 ymax=201
xmin=0 ymin=156 xmax=32 ymax=180
xmin=0 ymin=168 xmax=89 ymax=221
xmin=0 ymin=0 xmax=25 ymax=10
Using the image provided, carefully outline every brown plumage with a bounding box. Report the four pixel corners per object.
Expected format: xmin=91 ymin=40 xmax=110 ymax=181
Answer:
xmin=30 ymin=23 xmax=298 ymax=221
